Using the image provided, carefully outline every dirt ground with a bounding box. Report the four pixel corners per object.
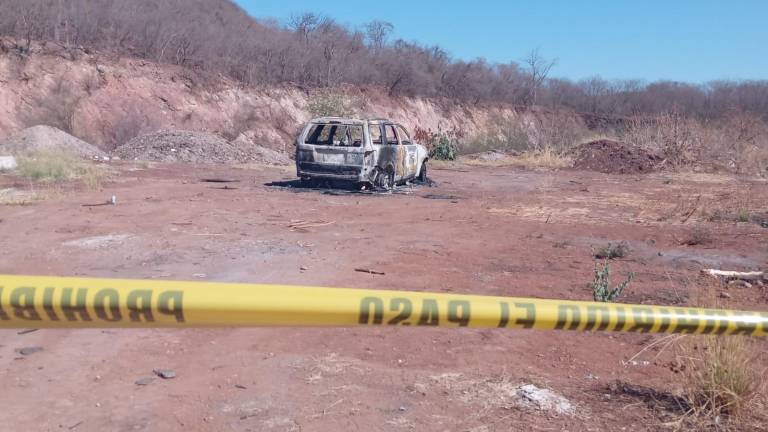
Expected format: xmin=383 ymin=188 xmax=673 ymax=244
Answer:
xmin=0 ymin=163 xmax=766 ymax=431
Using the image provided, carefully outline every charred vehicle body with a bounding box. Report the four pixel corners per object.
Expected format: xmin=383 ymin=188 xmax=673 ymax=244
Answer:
xmin=296 ymin=117 xmax=428 ymax=189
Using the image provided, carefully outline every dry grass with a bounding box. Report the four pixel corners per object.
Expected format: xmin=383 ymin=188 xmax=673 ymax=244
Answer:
xmin=513 ymin=149 xmax=573 ymax=169
xmin=680 ymin=225 xmax=713 ymax=246
xmin=463 ymin=149 xmax=573 ymax=169
xmin=619 ymin=111 xmax=768 ymax=176
xmin=0 ymin=188 xmax=40 ymax=205
xmin=17 ymin=150 xmax=106 ymax=189
xmin=673 ymin=335 xmax=766 ymax=429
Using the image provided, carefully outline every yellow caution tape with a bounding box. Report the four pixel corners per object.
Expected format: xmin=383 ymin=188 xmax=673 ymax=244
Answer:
xmin=0 ymin=274 xmax=766 ymax=335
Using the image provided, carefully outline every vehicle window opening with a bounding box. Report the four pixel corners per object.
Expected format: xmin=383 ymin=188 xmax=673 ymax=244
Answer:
xmin=304 ymin=124 xmax=363 ymax=147
xmin=396 ymin=126 xmax=412 ymax=145
xmin=384 ymin=125 xmax=399 ymax=145
xmin=370 ymin=124 xmax=383 ymax=145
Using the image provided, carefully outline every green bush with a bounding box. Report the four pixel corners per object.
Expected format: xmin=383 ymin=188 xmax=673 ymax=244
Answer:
xmin=413 ymin=127 xmax=462 ymax=161
xmin=431 ymin=135 xmax=459 ymax=160
xmin=591 ymin=260 xmax=634 ymax=302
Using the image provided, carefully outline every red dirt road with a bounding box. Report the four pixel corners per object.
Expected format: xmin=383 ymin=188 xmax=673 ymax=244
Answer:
xmin=1 ymin=163 xmax=766 ymax=431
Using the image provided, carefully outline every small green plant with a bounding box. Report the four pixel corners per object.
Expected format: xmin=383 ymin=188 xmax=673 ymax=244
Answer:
xmin=737 ymin=209 xmax=751 ymax=223
xmin=591 ymin=260 xmax=634 ymax=302
xmin=593 ymin=242 xmax=629 ymax=260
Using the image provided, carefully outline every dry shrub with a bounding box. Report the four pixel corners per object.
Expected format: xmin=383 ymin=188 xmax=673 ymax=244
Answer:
xmin=463 ymin=111 xmax=588 ymax=159
xmin=106 ymin=102 xmax=161 ymax=150
xmin=674 ymin=335 xmax=765 ymax=428
xmin=621 ymin=112 xmax=701 ymax=168
xmin=22 ymin=75 xmax=83 ymax=134
xmin=463 ymin=113 xmax=532 ymax=154
xmin=620 ymin=111 xmax=768 ymax=176
xmin=704 ymin=112 xmax=768 ymax=175
xmin=681 ymin=225 xmax=712 ymax=246
xmin=530 ymin=110 xmax=590 ymax=153
xmin=306 ymin=89 xmax=364 ymax=118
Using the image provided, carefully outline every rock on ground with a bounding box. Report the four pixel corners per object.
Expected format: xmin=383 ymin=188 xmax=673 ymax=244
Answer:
xmin=0 ymin=156 xmax=17 ymax=170
xmin=515 ymin=384 xmax=575 ymax=415
xmin=0 ymin=125 xmax=106 ymax=159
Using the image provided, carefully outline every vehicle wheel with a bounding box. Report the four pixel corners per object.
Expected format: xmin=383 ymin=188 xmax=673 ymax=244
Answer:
xmin=418 ymin=161 xmax=428 ymax=182
xmin=376 ymin=167 xmax=395 ymax=190
xmin=299 ymin=177 xmax=314 ymax=188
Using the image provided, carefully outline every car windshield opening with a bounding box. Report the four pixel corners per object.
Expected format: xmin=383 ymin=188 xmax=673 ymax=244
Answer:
xmin=304 ymin=124 xmax=363 ymax=147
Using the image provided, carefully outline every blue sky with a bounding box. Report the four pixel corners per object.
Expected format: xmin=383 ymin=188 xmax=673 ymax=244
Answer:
xmin=235 ymin=0 xmax=767 ymax=83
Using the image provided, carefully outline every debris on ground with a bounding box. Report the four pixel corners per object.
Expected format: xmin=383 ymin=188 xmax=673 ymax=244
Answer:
xmin=0 ymin=155 xmax=17 ymax=170
xmin=201 ymin=178 xmax=240 ymax=183
xmin=17 ymin=329 xmax=39 ymax=335
xmin=82 ymin=196 xmax=117 ymax=207
xmin=422 ymin=194 xmax=460 ymax=201
xmin=573 ymin=139 xmax=663 ymax=174
xmin=153 ymin=369 xmax=177 ymax=379
xmin=355 ymin=268 xmax=386 ymax=276
xmin=135 ymin=377 xmax=155 ymax=386
xmin=16 ymin=346 xmax=44 ymax=356
xmin=515 ymin=384 xmax=575 ymax=415
xmin=288 ymin=220 xmax=336 ymax=231
xmin=608 ymin=380 xmax=689 ymax=413
xmin=702 ymin=269 xmax=764 ymax=281
xmin=0 ymin=126 xmax=106 ymax=159
xmin=63 ymin=234 xmax=133 ymax=249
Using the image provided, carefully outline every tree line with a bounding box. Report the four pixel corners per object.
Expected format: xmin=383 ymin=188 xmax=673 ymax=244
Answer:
xmin=1 ymin=0 xmax=767 ymax=120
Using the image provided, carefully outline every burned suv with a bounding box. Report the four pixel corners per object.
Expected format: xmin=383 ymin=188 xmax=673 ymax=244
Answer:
xmin=296 ymin=117 xmax=429 ymax=189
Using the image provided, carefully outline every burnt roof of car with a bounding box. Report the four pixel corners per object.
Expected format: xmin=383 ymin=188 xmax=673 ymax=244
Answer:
xmin=310 ymin=117 xmax=392 ymax=125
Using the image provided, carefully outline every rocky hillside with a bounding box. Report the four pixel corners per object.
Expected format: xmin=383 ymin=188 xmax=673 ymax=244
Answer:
xmin=0 ymin=46 xmax=541 ymax=154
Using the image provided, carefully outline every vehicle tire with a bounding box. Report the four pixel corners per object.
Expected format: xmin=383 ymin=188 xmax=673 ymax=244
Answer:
xmin=376 ymin=167 xmax=395 ymax=190
xmin=299 ymin=177 xmax=314 ymax=188
xmin=418 ymin=161 xmax=428 ymax=182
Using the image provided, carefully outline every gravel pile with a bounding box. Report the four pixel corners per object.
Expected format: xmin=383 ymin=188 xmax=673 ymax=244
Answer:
xmin=115 ymin=130 xmax=291 ymax=164
xmin=115 ymin=130 xmax=243 ymax=163
xmin=0 ymin=125 xmax=106 ymax=159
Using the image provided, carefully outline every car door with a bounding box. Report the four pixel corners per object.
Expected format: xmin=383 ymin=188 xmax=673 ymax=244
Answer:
xmin=382 ymin=123 xmax=406 ymax=181
xmin=396 ymin=125 xmax=419 ymax=178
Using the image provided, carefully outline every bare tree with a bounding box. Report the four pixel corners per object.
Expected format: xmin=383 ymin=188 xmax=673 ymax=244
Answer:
xmin=364 ymin=20 xmax=393 ymax=51
xmin=523 ymin=48 xmax=556 ymax=106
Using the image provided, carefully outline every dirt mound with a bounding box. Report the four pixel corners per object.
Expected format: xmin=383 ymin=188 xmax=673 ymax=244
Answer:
xmin=0 ymin=125 xmax=106 ymax=159
xmin=573 ymin=140 xmax=662 ymax=174
xmin=115 ymin=130 xmax=244 ymax=163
